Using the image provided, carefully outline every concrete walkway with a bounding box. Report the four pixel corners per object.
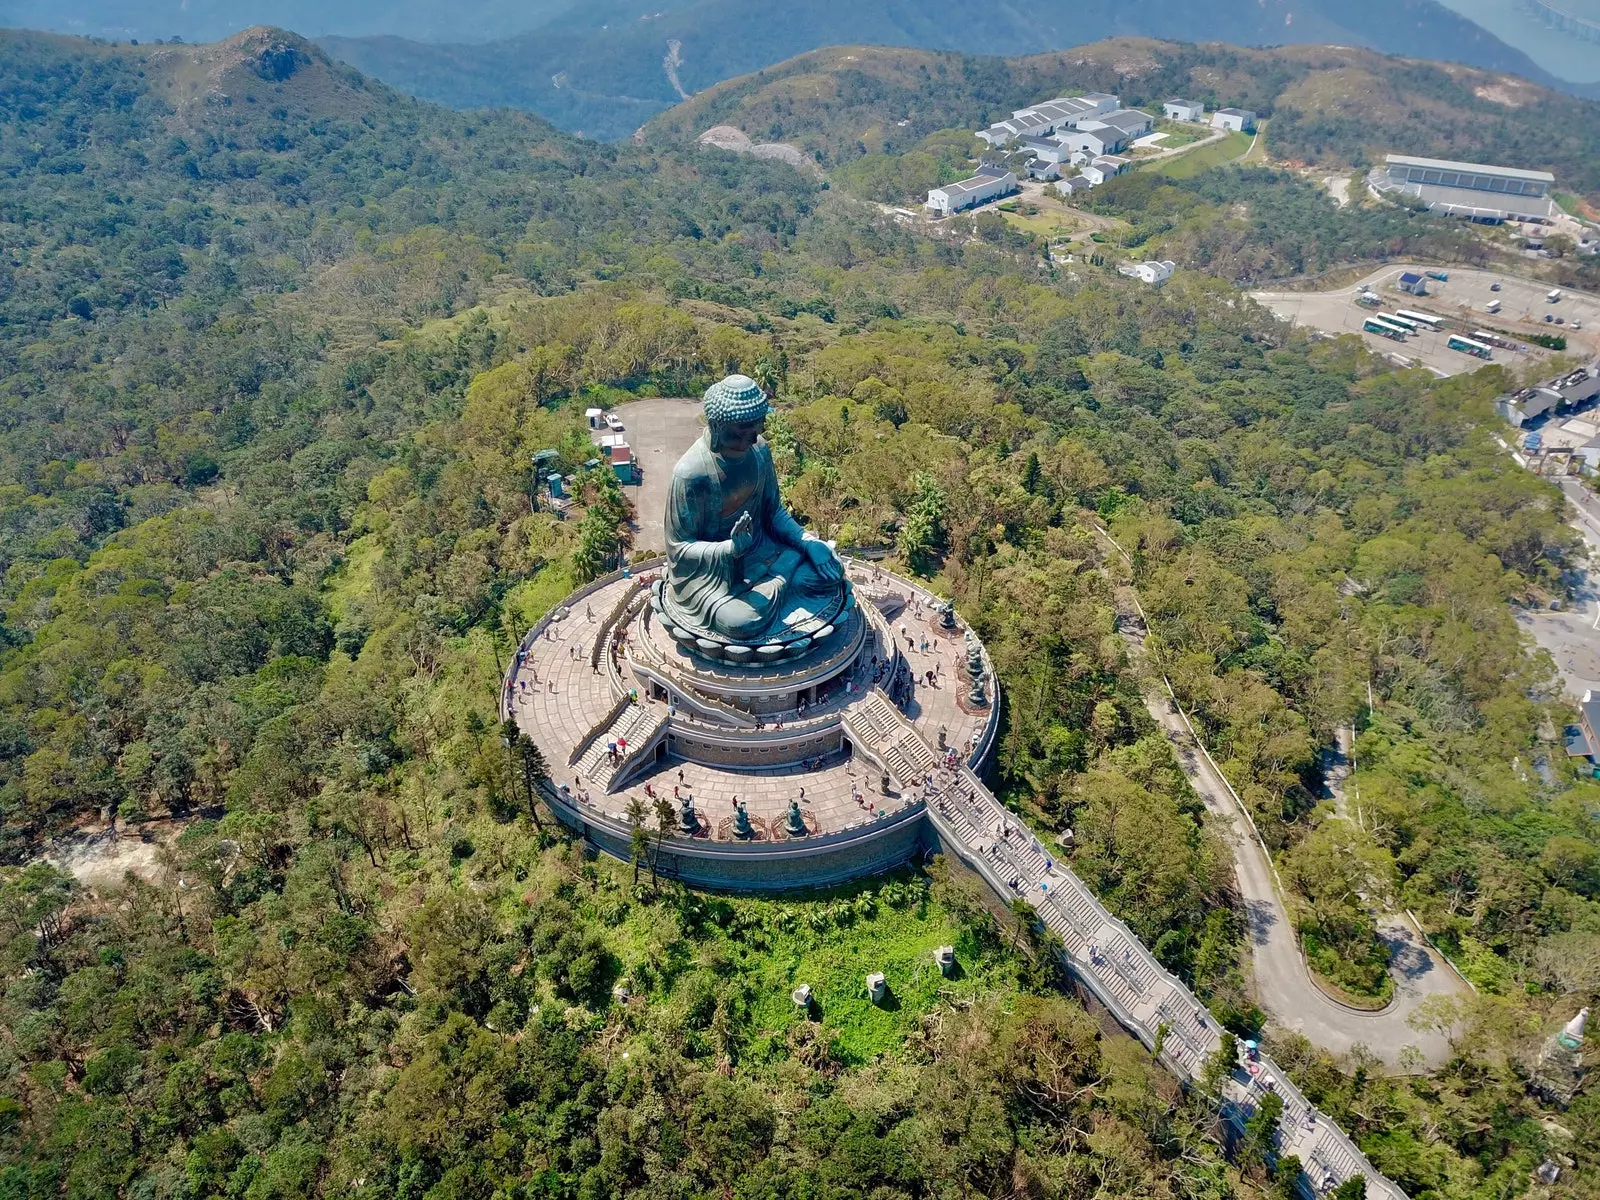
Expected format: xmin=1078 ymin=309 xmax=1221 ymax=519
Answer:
xmin=1105 ymin=566 xmax=1468 ymax=1070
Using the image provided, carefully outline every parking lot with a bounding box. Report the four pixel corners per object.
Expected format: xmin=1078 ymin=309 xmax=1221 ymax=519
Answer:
xmin=1251 ymin=264 xmax=1600 ymax=376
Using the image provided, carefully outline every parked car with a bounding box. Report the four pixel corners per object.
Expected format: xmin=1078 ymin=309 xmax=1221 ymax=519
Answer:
xmin=606 ymin=414 xmax=625 ymax=431
xmin=1490 ymin=282 xmax=1502 ymax=291
xmin=1546 ymin=314 xmax=1555 ymax=323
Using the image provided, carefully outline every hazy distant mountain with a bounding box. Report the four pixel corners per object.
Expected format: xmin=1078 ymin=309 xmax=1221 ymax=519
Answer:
xmin=0 ymin=0 xmax=575 ymax=43
xmin=320 ymin=0 xmax=1583 ymax=139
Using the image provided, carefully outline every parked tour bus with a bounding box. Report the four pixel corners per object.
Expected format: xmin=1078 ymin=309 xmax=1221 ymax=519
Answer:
xmin=1364 ymin=316 xmax=1409 ymax=341
xmin=1447 ymin=334 xmax=1493 ymax=359
xmin=1394 ymin=309 xmax=1443 ymax=330
xmin=1377 ymin=311 xmax=1419 ymax=332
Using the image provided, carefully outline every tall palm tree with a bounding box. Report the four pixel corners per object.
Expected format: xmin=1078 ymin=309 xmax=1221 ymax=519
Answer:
xmin=651 ymin=797 xmax=675 ymax=891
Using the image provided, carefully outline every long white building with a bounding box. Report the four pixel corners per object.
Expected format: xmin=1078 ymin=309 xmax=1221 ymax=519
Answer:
xmin=975 ymin=93 xmax=1118 ymax=146
xmin=1369 ymin=153 xmax=1557 ymax=223
xmin=925 ymin=168 xmax=1018 ymax=216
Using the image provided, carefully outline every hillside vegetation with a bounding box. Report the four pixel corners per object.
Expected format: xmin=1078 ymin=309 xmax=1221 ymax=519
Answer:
xmin=317 ymin=0 xmax=1579 ymax=142
xmin=646 ymin=40 xmax=1600 ymax=204
xmin=2 ymin=26 xmax=1600 ymax=1200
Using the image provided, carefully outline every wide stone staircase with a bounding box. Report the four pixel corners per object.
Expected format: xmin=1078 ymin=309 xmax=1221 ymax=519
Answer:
xmin=575 ymin=702 xmax=667 ymax=793
xmin=843 ymin=688 xmax=938 ymax=789
xmin=851 ymin=690 xmax=1408 ymax=1200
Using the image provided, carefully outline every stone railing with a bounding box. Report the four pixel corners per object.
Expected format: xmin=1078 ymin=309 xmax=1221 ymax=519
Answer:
xmin=925 ymin=766 xmax=1405 ymax=1200
xmin=592 ymin=575 xmax=651 ymax=672
xmin=567 ymin=694 xmax=633 ymax=767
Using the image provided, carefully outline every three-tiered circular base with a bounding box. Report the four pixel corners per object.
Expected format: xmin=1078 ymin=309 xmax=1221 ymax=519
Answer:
xmin=503 ymin=560 xmax=999 ymax=890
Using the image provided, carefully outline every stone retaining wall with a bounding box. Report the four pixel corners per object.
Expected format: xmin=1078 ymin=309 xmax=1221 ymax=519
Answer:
xmin=543 ymin=784 xmax=930 ymax=890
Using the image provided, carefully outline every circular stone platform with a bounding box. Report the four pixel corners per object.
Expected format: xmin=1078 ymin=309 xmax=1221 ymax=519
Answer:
xmin=503 ymin=559 xmax=1000 ymax=890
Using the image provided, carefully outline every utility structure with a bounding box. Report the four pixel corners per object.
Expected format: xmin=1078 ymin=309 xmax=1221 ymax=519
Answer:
xmin=1532 ymin=1008 xmax=1588 ymax=1106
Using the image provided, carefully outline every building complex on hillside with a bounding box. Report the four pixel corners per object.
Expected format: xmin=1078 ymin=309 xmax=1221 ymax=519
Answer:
xmin=924 ymin=166 xmax=1018 ymax=216
xmin=1498 ymin=363 xmax=1600 ymax=428
xmin=1500 ymin=362 xmax=1600 ymax=477
xmin=975 ymin=93 xmax=1119 ymax=145
xmin=930 ymin=92 xmax=1155 ymax=211
xmin=1368 ymin=154 xmax=1557 ymax=223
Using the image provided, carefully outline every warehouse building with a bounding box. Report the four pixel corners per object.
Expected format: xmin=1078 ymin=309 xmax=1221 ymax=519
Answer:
xmin=1163 ymin=99 xmax=1205 ymax=122
xmin=1369 ymin=154 xmax=1557 ymax=223
xmin=975 ymin=93 xmax=1119 ymax=146
xmin=1211 ymin=107 xmax=1257 ymax=133
xmin=925 ymin=167 xmax=1018 ymax=216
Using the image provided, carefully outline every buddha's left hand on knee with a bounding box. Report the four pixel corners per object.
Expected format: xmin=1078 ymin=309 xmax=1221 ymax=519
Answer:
xmin=801 ymin=536 xmax=844 ymax=583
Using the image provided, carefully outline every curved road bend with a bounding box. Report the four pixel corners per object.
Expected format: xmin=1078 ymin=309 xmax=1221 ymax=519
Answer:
xmin=1114 ymin=590 xmax=1469 ymax=1069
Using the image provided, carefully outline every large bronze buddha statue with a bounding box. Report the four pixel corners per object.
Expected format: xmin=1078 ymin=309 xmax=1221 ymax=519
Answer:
xmin=653 ymin=375 xmax=850 ymax=661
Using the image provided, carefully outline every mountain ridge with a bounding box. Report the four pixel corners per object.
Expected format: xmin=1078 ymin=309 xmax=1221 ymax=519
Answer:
xmin=315 ymin=0 xmax=1591 ymax=140
xmin=644 ymin=40 xmax=1600 ymax=203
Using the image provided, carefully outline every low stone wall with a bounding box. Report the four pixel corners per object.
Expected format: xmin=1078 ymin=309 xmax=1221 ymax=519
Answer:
xmin=543 ymin=784 xmax=929 ymax=890
xmin=668 ymin=725 xmax=843 ymax=770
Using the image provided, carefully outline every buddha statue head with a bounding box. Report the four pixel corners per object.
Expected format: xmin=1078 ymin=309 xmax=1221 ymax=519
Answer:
xmin=703 ymin=374 xmax=770 ymax=458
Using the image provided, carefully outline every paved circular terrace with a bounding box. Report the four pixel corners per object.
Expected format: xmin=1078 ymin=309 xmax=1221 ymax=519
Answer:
xmin=507 ymin=561 xmax=996 ymax=837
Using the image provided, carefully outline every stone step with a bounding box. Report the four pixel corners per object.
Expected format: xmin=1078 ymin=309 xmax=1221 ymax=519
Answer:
xmin=578 ymin=702 xmax=661 ymax=789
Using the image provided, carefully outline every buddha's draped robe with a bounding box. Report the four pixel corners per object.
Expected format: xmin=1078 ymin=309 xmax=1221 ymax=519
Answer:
xmin=662 ymin=435 xmax=840 ymax=642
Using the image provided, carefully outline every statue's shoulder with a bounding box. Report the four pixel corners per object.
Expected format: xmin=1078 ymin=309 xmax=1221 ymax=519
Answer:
xmin=670 ymin=435 xmax=715 ymax=493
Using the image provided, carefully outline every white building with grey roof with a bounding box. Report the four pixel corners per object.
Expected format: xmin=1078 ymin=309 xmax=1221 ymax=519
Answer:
xmin=1369 ymin=154 xmax=1557 ymax=223
xmin=975 ymin=93 xmax=1119 ymax=146
xmin=1211 ymin=107 xmax=1257 ymax=132
xmin=925 ymin=168 xmax=1018 ymax=216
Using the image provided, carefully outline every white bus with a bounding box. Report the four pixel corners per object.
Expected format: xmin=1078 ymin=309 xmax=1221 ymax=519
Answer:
xmin=1447 ymin=334 xmax=1493 ymax=360
xmin=1394 ymin=308 xmax=1443 ymax=330
xmin=1363 ymin=316 xmax=1409 ymax=341
xmin=1472 ymin=330 xmax=1517 ymax=350
xmin=1377 ymin=311 xmax=1418 ymax=332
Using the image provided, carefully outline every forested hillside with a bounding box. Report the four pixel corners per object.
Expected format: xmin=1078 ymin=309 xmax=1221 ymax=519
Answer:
xmin=646 ymin=40 xmax=1600 ymax=204
xmin=318 ymin=0 xmax=1580 ymax=142
xmin=2 ymin=27 xmax=1599 ymax=1200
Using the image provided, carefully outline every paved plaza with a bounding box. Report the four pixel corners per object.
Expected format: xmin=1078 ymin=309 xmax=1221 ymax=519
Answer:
xmin=598 ymin=398 xmax=702 ymax=553
xmin=507 ymin=563 xmax=991 ymax=835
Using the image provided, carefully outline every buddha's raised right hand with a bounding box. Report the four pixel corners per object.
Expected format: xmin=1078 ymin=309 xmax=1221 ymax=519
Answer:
xmin=730 ymin=510 xmax=755 ymax=555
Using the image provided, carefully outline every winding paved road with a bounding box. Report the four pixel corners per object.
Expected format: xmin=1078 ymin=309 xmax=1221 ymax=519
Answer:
xmin=1106 ymin=568 xmax=1470 ymax=1070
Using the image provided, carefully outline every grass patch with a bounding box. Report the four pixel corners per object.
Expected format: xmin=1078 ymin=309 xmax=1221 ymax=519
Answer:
xmin=1148 ymin=118 xmax=1204 ymax=149
xmin=1000 ymin=206 xmax=1076 ymax=238
xmin=594 ymin=868 xmax=1020 ymax=1067
xmin=1150 ymin=130 xmax=1253 ymax=179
